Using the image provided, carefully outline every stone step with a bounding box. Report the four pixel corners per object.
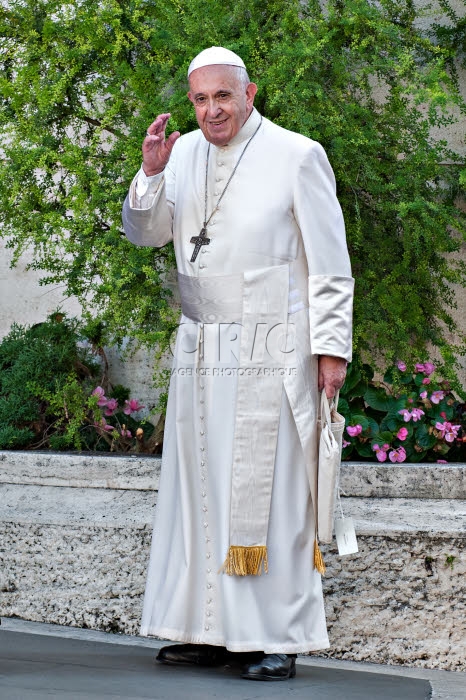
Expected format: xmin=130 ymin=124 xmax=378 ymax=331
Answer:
xmin=340 ymin=462 xmax=466 ymax=500
xmin=1 ymin=452 xmax=464 ymax=499
xmin=0 ymin=451 xmax=161 ymax=491
xmin=0 ymin=482 xmax=156 ymax=528
xmin=1 ymin=480 xmax=464 ymax=538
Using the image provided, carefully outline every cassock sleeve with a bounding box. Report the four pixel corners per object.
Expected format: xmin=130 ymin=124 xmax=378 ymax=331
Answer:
xmin=122 ymin=147 xmax=177 ymax=248
xmin=293 ymin=142 xmax=354 ymax=362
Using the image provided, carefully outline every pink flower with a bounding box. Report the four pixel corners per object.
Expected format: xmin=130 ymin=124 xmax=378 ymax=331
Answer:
xmin=104 ymin=398 xmax=119 ymax=416
xmin=436 ymin=421 xmax=461 ymax=443
xmin=120 ymin=428 xmax=132 ymax=438
xmin=422 ymin=377 xmax=431 ymax=385
xmin=95 ymin=418 xmax=114 ymax=432
xmin=389 ymin=446 xmax=407 ymax=463
xmin=410 ymin=408 xmax=425 ymax=422
xmin=430 ymin=391 xmax=445 ymax=405
xmin=92 ymin=386 xmax=108 ymax=407
xmin=372 ymin=443 xmax=389 ymax=462
xmin=397 ymin=427 xmax=409 ymax=441
xmin=419 ymin=390 xmax=428 ymax=399
xmin=342 ymin=439 xmax=351 ymax=448
xmin=415 ymin=362 xmax=435 ymax=376
xmin=398 ymin=409 xmax=412 ymax=422
xmin=123 ymin=398 xmax=145 ymax=415
xmin=347 ymin=424 xmax=363 ymax=437
xmin=397 ymin=361 xmax=407 ymax=372
xmin=436 ymin=459 xmax=448 ymax=464
xmin=440 ymin=411 xmax=446 ymax=419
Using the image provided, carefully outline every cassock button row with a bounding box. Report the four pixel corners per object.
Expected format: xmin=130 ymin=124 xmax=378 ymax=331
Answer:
xmin=206 ymin=552 xmax=211 ymax=558
xmin=202 ymin=491 xmax=206 ymax=497
xmin=200 ymin=446 xmax=205 ymax=452
xmin=199 ymin=264 xmax=206 ymax=269
xmin=205 ymin=625 xmax=210 ymax=631
xmin=207 ymin=569 xmax=212 ymax=574
xmin=207 ymin=598 xmax=212 ymax=604
xmin=200 ymin=399 xmax=205 ymax=404
xmin=206 ymin=611 xmax=212 ymax=617
xmin=204 ymin=522 xmax=208 ymax=528
xmin=201 ymin=461 xmax=205 ymax=466
xmin=203 ymin=506 xmax=207 ymax=512
xmin=200 ymin=430 xmax=205 ymax=436
xmin=207 ymin=583 xmax=212 ymax=589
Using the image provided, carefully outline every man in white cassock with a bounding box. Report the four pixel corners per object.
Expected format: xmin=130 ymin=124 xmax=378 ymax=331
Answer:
xmin=122 ymin=46 xmax=354 ymax=681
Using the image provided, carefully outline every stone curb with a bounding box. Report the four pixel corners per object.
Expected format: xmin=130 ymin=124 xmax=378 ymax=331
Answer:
xmin=1 ymin=452 xmax=465 ymax=499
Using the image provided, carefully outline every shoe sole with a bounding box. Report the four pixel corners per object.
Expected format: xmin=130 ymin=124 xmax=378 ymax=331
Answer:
xmin=241 ymin=669 xmax=296 ymax=681
xmin=156 ymin=657 xmax=226 ymax=667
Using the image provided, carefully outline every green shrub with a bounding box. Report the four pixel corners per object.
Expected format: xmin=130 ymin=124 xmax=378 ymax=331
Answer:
xmin=0 ymin=313 xmax=99 ymax=449
xmin=0 ymin=313 xmax=157 ymax=451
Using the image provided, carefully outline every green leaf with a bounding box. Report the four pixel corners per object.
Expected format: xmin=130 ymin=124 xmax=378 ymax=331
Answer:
xmin=337 ymin=398 xmax=350 ymax=414
xmin=355 ymin=442 xmax=375 ymax=458
xmin=379 ymin=430 xmax=395 ymax=444
xmin=350 ymin=414 xmax=369 ymax=431
xmin=380 ymin=414 xmax=401 ymax=432
xmin=415 ymin=424 xmax=437 ymax=449
xmin=383 ymin=367 xmax=396 ymax=384
xmin=365 ymin=416 xmax=380 ymax=437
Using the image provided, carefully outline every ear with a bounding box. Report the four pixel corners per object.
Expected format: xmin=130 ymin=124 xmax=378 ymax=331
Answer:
xmin=245 ymin=82 xmax=258 ymax=109
xmin=187 ymin=91 xmax=195 ymax=105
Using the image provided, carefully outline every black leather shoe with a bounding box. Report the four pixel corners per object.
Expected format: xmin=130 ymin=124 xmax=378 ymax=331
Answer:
xmin=241 ymin=653 xmax=297 ymax=681
xmin=156 ymin=643 xmax=229 ymax=667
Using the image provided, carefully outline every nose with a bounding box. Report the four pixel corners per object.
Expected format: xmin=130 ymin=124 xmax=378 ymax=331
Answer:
xmin=206 ymin=98 xmax=222 ymax=118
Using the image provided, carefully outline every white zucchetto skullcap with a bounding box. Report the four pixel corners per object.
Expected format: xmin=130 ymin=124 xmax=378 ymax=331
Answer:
xmin=188 ymin=46 xmax=246 ymax=77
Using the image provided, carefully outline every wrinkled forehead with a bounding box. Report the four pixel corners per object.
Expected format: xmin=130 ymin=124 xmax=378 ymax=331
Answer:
xmin=188 ymin=64 xmax=246 ymax=92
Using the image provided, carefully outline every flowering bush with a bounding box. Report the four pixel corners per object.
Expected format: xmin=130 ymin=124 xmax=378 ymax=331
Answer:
xmin=0 ymin=313 xmax=161 ymax=453
xmin=340 ymin=361 xmax=465 ymax=463
xmin=88 ymin=386 xmax=160 ymax=453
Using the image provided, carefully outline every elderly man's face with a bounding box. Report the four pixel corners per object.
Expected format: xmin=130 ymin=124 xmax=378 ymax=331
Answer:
xmin=188 ymin=65 xmax=257 ymax=147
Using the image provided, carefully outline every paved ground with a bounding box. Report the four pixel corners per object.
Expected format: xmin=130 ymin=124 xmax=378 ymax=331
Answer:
xmin=0 ymin=619 xmax=465 ymax=700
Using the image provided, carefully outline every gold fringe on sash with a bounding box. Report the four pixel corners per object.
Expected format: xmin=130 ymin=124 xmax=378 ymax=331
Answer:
xmin=220 ymin=545 xmax=269 ymax=576
xmin=314 ymin=538 xmax=326 ymax=575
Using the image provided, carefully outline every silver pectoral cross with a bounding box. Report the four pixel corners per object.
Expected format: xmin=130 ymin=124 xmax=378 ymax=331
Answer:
xmin=190 ymin=227 xmax=211 ymax=262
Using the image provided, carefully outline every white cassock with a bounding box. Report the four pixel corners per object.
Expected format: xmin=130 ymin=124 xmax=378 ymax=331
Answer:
xmin=122 ymin=108 xmax=354 ymax=653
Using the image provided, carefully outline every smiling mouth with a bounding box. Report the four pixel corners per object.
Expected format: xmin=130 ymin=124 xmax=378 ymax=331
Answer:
xmin=209 ymin=118 xmax=228 ymax=126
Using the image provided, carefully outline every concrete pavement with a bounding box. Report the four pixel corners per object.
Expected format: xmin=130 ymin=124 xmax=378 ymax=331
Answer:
xmin=1 ymin=619 xmax=465 ymax=699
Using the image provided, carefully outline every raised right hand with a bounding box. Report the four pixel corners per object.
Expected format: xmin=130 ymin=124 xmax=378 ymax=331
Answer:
xmin=142 ymin=113 xmax=181 ymax=176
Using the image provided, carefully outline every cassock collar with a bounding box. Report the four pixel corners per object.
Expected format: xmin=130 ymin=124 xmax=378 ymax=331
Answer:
xmin=214 ymin=107 xmax=262 ymax=150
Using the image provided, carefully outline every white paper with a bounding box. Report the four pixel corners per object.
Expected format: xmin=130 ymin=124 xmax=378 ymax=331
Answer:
xmin=335 ymin=517 xmax=359 ymax=556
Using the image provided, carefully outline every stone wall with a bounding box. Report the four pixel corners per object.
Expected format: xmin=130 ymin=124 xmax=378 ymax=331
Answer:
xmin=321 ymin=535 xmax=465 ymax=670
xmin=1 ymin=452 xmax=464 ymax=671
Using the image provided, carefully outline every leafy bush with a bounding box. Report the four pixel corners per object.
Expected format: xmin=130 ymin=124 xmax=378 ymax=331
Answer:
xmin=0 ymin=0 xmax=465 ymax=381
xmin=340 ymin=360 xmax=466 ymax=462
xmin=0 ymin=313 xmax=98 ymax=449
xmin=0 ymin=313 xmax=159 ymax=452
